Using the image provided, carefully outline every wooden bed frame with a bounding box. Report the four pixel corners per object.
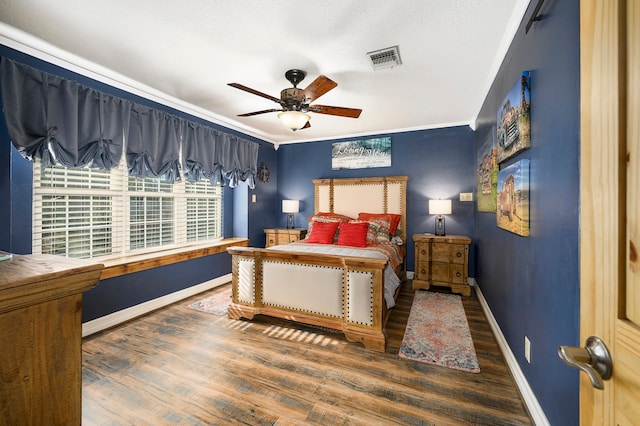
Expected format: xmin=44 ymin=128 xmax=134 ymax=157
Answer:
xmin=226 ymin=176 xmax=408 ymax=352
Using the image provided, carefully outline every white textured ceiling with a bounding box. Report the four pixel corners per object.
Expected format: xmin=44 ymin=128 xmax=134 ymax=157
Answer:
xmin=0 ymin=0 xmax=531 ymax=146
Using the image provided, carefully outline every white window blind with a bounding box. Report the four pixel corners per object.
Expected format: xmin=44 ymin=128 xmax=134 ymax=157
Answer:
xmin=186 ymin=180 xmax=223 ymax=242
xmin=33 ymin=158 xmax=223 ymax=260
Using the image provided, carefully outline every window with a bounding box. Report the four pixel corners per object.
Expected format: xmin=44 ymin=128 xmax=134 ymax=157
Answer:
xmin=33 ymin=158 xmax=223 ymax=260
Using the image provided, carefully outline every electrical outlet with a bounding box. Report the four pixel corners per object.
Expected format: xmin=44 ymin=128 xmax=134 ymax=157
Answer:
xmin=525 ymin=336 xmax=531 ymax=363
xmin=251 ymin=194 xmax=257 ymax=203
xmin=459 ymin=192 xmax=473 ymax=202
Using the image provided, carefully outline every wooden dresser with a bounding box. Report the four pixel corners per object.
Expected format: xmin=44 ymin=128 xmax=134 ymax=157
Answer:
xmin=264 ymin=228 xmax=307 ymax=247
xmin=0 ymin=254 xmax=103 ymax=425
xmin=412 ymin=234 xmax=471 ymax=296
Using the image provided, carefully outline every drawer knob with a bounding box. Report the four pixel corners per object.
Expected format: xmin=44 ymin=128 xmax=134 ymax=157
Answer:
xmin=269 ymin=239 xmax=274 ymax=244
xmin=421 ymin=249 xmax=426 ymax=255
xmin=456 ymin=252 xmax=462 ymax=257
xmin=456 ymin=272 xmax=462 ymax=278
xmin=421 ymin=269 xmax=426 ymax=274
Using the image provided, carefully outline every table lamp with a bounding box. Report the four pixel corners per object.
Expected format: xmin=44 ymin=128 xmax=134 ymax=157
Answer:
xmin=429 ymin=199 xmax=452 ymax=236
xmin=282 ymin=200 xmax=299 ymax=229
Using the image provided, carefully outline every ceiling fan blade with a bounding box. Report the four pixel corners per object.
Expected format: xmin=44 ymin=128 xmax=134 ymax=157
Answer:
xmin=237 ymin=108 xmax=282 ymax=117
xmin=228 ymin=83 xmax=281 ymax=104
xmin=309 ymin=104 xmax=362 ymax=118
xmin=302 ymin=75 xmax=337 ymax=102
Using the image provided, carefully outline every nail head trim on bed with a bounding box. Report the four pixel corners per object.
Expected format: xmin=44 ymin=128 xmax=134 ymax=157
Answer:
xmin=347 ymin=270 xmax=374 ymax=326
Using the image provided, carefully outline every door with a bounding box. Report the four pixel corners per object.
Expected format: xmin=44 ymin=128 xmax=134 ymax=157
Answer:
xmin=579 ymin=0 xmax=640 ymax=424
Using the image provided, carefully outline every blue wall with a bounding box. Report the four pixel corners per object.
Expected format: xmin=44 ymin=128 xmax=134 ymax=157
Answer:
xmin=275 ymin=126 xmax=476 ymax=275
xmin=83 ymin=253 xmax=232 ymax=321
xmin=474 ymin=1 xmax=580 ymax=425
xmin=0 ymin=135 xmax=33 ymax=255
xmin=247 ymin=142 xmax=279 ymax=247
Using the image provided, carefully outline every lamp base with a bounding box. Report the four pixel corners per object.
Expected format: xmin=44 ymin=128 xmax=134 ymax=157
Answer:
xmin=435 ymin=216 xmax=446 ymax=236
xmin=286 ymin=213 xmax=294 ymax=229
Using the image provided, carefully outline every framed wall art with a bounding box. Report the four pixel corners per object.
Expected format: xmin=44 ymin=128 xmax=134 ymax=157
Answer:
xmin=476 ymin=127 xmax=498 ymax=212
xmin=496 ymin=71 xmax=531 ymax=163
xmin=496 ymin=159 xmax=530 ymax=237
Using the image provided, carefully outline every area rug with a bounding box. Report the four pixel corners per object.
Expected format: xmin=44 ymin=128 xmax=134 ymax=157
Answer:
xmin=399 ymin=291 xmax=480 ymax=373
xmin=188 ymin=286 xmax=232 ymax=316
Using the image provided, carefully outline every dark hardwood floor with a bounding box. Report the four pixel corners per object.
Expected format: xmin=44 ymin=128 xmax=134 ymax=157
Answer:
xmin=82 ymin=281 xmax=533 ymax=425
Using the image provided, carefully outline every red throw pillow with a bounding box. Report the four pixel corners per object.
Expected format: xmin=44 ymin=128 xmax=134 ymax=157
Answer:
xmin=306 ymin=221 xmax=340 ymax=244
xmin=337 ymin=221 xmax=369 ymax=248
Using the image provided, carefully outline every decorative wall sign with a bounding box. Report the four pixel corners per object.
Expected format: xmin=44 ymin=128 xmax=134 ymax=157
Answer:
xmin=331 ymin=137 xmax=391 ymax=170
xmin=496 ymin=71 xmax=531 ymax=163
xmin=476 ymin=127 xmax=498 ymax=212
xmin=496 ymin=159 xmax=530 ymax=237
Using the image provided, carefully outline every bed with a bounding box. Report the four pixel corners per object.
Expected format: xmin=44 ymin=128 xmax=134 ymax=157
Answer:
xmin=226 ymin=176 xmax=408 ymax=352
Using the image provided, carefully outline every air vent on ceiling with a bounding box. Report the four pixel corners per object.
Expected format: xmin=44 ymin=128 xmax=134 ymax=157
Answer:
xmin=367 ymin=45 xmax=402 ymax=70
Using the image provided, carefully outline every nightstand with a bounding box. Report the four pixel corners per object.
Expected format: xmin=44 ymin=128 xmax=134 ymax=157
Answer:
xmin=412 ymin=234 xmax=472 ymax=296
xmin=264 ymin=228 xmax=307 ymax=247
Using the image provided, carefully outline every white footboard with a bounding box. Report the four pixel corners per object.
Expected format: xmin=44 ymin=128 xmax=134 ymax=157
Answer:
xmin=227 ymin=246 xmax=389 ymax=351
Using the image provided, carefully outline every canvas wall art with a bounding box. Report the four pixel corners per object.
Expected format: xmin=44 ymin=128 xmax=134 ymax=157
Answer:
xmin=332 ymin=137 xmax=391 ymax=170
xmin=496 ymin=71 xmax=531 ymax=163
xmin=496 ymin=159 xmax=530 ymax=237
xmin=476 ymin=127 xmax=498 ymax=212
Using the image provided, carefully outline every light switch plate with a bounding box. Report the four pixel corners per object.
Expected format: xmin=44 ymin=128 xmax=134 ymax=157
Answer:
xmin=460 ymin=192 xmax=473 ymax=202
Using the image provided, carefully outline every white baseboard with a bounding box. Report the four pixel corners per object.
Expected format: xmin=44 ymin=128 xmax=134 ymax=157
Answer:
xmin=474 ymin=283 xmax=550 ymax=426
xmin=82 ymin=273 xmax=231 ymax=337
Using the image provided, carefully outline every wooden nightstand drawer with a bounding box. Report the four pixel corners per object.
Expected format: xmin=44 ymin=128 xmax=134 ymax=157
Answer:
xmin=432 ymin=243 xmax=466 ymax=263
xmin=289 ymin=235 xmax=301 ymax=243
xmin=276 ymin=234 xmax=291 ymax=245
xmin=264 ymin=228 xmax=307 ymax=248
xmin=451 ymin=246 xmax=466 ymax=264
xmin=451 ymin=264 xmax=465 ymax=283
xmin=412 ymin=234 xmax=471 ymax=296
xmin=415 ymin=261 xmax=430 ymax=280
xmin=431 ymin=243 xmax=450 ymax=262
xmin=431 ymin=262 xmax=450 ymax=282
xmin=415 ymin=243 xmax=429 ymax=263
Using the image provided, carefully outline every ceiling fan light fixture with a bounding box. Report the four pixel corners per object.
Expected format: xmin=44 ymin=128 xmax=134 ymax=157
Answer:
xmin=278 ymin=111 xmax=310 ymax=131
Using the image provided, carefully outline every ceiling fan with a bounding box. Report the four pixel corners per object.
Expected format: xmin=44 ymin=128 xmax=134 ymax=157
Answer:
xmin=228 ymin=69 xmax=362 ymax=131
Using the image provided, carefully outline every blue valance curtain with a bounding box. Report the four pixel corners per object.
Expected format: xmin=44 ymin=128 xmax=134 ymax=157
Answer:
xmin=127 ymin=105 xmax=181 ymax=183
xmin=0 ymin=57 xmax=129 ymax=170
xmin=0 ymin=57 xmax=258 ymax=188
xmin=182 ymin=121 xmax=258 ymax=187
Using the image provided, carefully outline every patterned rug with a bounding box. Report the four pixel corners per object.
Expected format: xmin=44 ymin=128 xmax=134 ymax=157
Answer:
xmin=399 ymin=291 xmax=480 ymax=373
xmin=188 ymin=286 xmax=232 ymax=316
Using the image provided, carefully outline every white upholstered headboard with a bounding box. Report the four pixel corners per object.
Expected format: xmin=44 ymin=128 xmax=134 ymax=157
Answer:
xmin=312 ymin=176 xmax=409 ymax=242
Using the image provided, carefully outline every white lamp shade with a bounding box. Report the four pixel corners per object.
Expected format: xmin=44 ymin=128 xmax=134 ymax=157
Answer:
xmin=278 ymin=111 xmax=310 ymax=131
xmin=429 ymin=199 xmax=452 ymax=215
xmin=282 ymin=199 xmax=300 ymax=213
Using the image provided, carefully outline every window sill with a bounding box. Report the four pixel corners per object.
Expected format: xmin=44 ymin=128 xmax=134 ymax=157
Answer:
xmin=99 ymin=238 xmax=249 ymax=280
